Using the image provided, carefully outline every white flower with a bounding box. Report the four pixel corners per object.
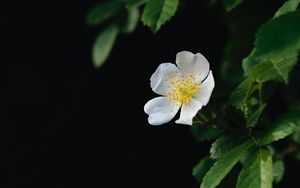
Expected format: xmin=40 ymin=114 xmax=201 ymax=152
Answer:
xmin=144 ymin=51 xmax=215 ymax=126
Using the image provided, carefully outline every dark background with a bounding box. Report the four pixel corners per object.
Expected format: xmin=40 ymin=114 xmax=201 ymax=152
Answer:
xmin=1 ymin=0 xmax=300 ymax=187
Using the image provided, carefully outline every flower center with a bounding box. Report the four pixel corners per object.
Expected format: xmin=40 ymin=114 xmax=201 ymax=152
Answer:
xmin=167 ymin=74 xmax=200 ymax=104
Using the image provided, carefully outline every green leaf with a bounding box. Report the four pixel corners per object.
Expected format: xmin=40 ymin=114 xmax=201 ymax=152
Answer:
xmin=210 ymin=134 xmax=243 ymax=159
xmin=237 ymin=149 xmax=273 ymax=188
xmin=258 ymin=110 xmax=300 ymax=146
xmin=223 ymin=0 xmax=244 ymax=11
xmin=240 ymin=146 xmax=260 ymax=165
xmin=92 ymin=25 xmax=119 ymax=68
xmin=248 ymin=55 xmax=298 ymax=84
xmin=274 ymin=0 xmax=300 ymax=18
xmin=291 ymin=131 xmax=300 ymax=144
xmin=236 ymin=54 xmax=297 ymax=108
xmin=87 ymin=0 xmax=123 ymax=26
xmin=242 ymin=57 xmax=257 ymax=74
xmin=273 ymin=160 xmax=285 ymax=184
xmin=200 ymin=140 xmax=253 ymax=188
xmin=232 ymin=42 xmax=298 ymax=113
xmin=121 ymin=7 xmax=140 ymax=33
xmin=122 ymin=0 xmax=148 ymax=8
xmin=228 ymin=78 xmax=257 ymax=114
xmin=141 ymin=0 xmax=179 ymax=32
xmin=193 ymin=157 xmax=215 ymax=183
xmin=247 ymin=104 xmax=266 ymax=128
xmin=191 ymin=125 xmax=223 ymax=142
xmin=243 ymin=11 xmax=300 ymax=74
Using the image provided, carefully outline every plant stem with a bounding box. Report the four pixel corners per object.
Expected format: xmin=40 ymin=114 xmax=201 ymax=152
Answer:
xmin=247 ymin=128 xmax=259 ymax=145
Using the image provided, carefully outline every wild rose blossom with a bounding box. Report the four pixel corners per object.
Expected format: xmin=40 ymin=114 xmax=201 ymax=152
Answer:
xmin=144 ymin=51 xmax=215 ymax=125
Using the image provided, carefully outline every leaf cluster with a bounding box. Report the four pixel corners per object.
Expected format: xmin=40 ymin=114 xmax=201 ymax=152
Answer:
xmin=87 ymin=0 xmax=250 ymax=68
xmin=87 ymin=0 xmax=179 ymax=68
xmin=86 ymin=0 xmax=300 ymax=187
xmin=191 ymin=1 xmax=300 ymax=187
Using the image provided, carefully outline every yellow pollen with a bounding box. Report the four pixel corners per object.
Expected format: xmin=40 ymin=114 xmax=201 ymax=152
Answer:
xmin=166 ymin=74 xmax=200 ymax=104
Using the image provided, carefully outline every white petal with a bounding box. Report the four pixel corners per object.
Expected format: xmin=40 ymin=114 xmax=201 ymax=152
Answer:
xmin=144 ymin=97 xmax=180 ymax=126
xmin=176 ymin=51 xmax=210 ymax=83
xmin=194 ymin=71 xmax=215 ymax=106
xmin=175 ymin=99 xmax=203 ymax=125
xmin=150 ymin=63 xmax=179 ymax=95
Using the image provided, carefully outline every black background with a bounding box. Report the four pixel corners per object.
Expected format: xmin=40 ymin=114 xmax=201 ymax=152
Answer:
xmin=1 ymin=0 xmax=300 ymax=187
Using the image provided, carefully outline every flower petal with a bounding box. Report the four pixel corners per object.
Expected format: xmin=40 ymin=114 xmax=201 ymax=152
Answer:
xmin=176 ymin=51 xmax=210 ymax=83
xmin=150 ymin=63 xmax=179 ymax=95
xmin=194 ymin=71 xmax=215 ymax=106
xmin=144 ymin=97 xmax=180 ymax=125
xmin=175 ymin=99 xmax=203 ymax=125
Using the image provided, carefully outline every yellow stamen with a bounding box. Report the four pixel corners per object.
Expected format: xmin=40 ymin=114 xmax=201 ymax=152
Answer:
xmin=166 ymin=74 xmax=200 ymax=104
